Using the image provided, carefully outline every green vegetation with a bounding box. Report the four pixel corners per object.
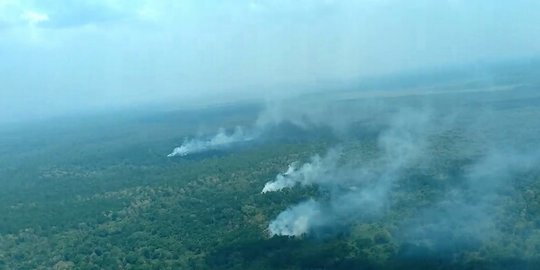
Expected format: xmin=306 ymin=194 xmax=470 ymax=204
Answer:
xmin=1 ymin=92 xmax=540 ymax=269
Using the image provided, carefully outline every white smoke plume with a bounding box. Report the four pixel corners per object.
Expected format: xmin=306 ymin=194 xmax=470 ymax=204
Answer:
xmin=264 ymin=97 xmax=540 ymax=245
xmin=167 ymin=96 xmax=389 ymax=157
xmin=265 ymin=108 xmax=436 ymax=236
xmin=268 ymin=199 xmax=322 ymax=236
xmin=261 ymin=149 xmax=341 ymax=193
xmin=402 ymin=148 xmax=540 ymax=248
xmin=167 ymin=127 xmax=254 ymax=157
xmin=261 ymin=164 xmax=298 ymax=193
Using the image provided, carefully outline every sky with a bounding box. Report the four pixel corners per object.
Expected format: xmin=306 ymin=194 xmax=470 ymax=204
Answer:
xmin=1 ymin=0 xmax=540 ymax=123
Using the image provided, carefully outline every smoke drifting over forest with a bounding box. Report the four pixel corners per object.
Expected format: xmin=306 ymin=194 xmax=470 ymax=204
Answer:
xmin=167 ymin=127 xmax=255 ymax=157
xmin=171 ymin=86 xmax=540 ymax=253
xmin=3 ymin=1 xmax=540 ymax=268
xmin=262 ymin=149 xmax=341 ymax=193
xmin=256 ymin=94 xmax=540 ymax=254
xmin=265 ymin=107 xmax=437 ymax=236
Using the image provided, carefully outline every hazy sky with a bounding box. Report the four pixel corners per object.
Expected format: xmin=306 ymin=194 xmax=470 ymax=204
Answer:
xmin=1 ymin=0 xmax=539 ymax=123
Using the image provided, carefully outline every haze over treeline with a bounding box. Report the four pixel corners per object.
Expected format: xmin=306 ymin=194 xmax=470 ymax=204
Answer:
xmin=1 ymin=0 xmax=540 ymax=123
xmin=3 ymin=1 xmax=540 ymax=269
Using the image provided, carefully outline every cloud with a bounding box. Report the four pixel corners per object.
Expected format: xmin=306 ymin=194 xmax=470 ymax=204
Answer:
xmin=21 ymin=10 xmax=48 ymax=25
xmin=2 ymin=0 xmax=540 ymax=123
xmin=0 ymin=0 xmax=144 ymax=30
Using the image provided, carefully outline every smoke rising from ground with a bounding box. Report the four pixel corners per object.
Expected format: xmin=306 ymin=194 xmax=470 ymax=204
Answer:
xmin=167 ymin=94 xmax=397 ymax=157
xmin=261 ymin=95 xmax=540 ymax=246
xmin=168 ymin=127 xmax=255 ymax=157
xmin=166 ymin=97 xmax=369 ymax=157
xmin=262 ymin=149 xmax=341 ymax=193
xmin=402 ymin=148 xmax=540 ymax=249
xmin=165 ymin=84 xmax=540 ymax=253
xmin=268 ymin=199 xmax=323 ymax=237
xmin=266 ymin=108 xmax=437 ymax=236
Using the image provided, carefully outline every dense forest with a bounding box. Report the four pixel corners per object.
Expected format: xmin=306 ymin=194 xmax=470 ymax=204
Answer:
xmin=1 ymin=71 xmax=540 ymax=269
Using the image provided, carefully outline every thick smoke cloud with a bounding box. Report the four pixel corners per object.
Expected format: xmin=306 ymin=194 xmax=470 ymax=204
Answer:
xmin=167 ymin=95 xmax=383 ymax=157
xmin=168 ymin=127 xmax=254 ymax=157
xmin=166 ymin=97 xmax=371 ymax=157
xmin=402 ymin=148 xmax=540 ymax=248
xmin=167 ymin=84 xmax=540 ymax=251
xmin=268 ymin=199 xmax=323 ymax=237
xmin=265 ymin=108 xmax=437 ymax=236
xmin=262 ymin=96 xmax=540 ymax=243
xmin=262 ymin=149 xmax=341 ymax=193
